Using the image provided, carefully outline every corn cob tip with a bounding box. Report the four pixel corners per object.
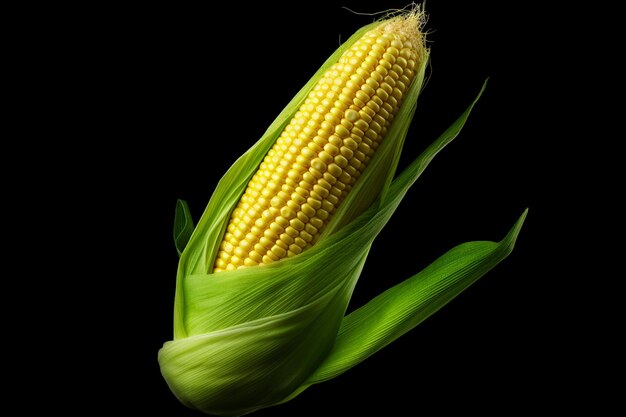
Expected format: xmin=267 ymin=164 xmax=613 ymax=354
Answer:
xmin=378 ymin=5 xmax=427 ymax=62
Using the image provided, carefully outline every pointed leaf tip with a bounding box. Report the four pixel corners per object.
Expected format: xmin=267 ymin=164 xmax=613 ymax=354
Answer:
xmin=304 ymin=208 xmax=528 ymax=385
xmin=174 ymin=199 xmax=194 ymax=257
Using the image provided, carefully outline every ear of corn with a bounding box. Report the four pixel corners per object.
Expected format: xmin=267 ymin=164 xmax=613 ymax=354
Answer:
xmin=160 ymin=8 xmax=527 ymax=416
xmin=213 ymin=25 xmax=423 ymax=272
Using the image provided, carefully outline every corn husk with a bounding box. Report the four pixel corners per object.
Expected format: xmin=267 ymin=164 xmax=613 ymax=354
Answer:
xmin=159 ymin=16 xmax=527 ymax=416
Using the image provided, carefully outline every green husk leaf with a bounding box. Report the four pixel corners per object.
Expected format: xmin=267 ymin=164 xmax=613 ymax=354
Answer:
xmin=305 ymin=209 xmax=527 ymax=386
xmin=173 ymin=199 xmax=194 ymax=257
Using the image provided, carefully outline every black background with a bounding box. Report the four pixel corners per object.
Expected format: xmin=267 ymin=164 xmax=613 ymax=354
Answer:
xmin=54 ymin=0 xmax=578 ymax=415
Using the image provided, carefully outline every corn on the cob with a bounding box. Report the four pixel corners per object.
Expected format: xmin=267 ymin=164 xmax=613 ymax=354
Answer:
xmin=159 ymin=8 xmax=528 ymax=416
xmin=214 ymin=18 xmax=424 ymax=272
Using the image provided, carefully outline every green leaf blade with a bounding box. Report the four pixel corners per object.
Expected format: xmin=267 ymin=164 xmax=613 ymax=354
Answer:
xmin=305 ymin=208 xmax=528 ymax=385
xmin=173 ymin=199 xmax=194 ymax=257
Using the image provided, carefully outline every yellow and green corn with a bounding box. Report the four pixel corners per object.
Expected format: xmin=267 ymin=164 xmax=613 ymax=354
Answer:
xmin=214 ymin=19 xmax=423 ymax=272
